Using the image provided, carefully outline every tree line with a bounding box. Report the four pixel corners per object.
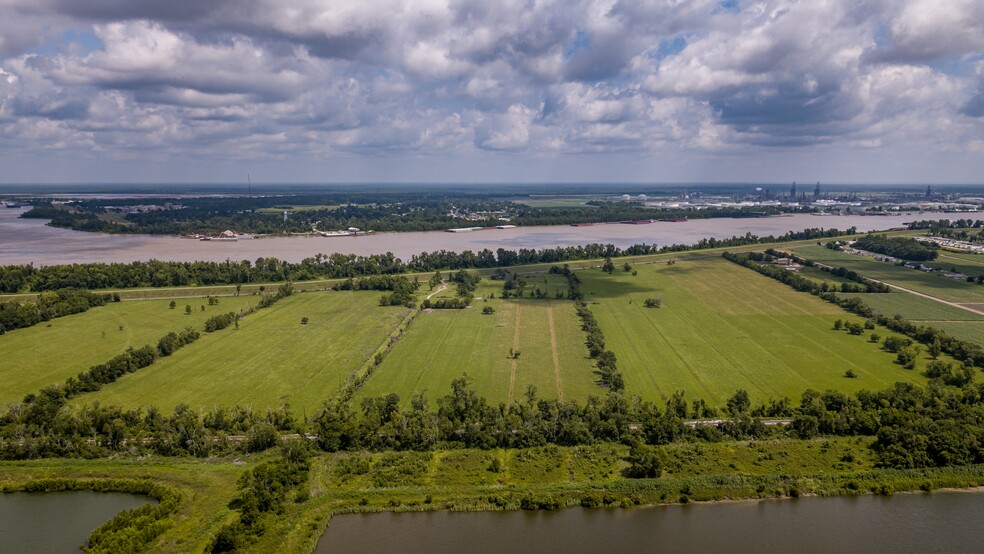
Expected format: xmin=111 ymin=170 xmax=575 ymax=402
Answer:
xmin=853 ymin=234 xmax=939 ymax=261
xmin=0 ymin=288 xmax=120 ymax=334
xmin=7 ymin=372 xmax=984 ymax=475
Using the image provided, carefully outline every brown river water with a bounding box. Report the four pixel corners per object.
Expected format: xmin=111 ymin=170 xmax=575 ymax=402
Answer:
xmin=318 ymin=491 xmax=984 ymax=554
xmin=2 ymin=208 xmax=972 ymax=265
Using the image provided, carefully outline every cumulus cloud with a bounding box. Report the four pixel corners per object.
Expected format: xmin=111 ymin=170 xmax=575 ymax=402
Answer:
xmin=0 ymin=0 xmax=981 ymax=181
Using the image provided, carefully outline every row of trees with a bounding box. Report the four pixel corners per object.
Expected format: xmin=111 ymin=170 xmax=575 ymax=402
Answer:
xmin=8 ymin=370 xmax=984 ymax=474
xmin=0 ymin=288 xmax=119 ymax=334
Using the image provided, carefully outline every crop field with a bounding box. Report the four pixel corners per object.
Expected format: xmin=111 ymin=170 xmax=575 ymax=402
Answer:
xmin=843 ymin=292 xmax=984 ymax=322
xmin=578 ymin=257 xmax=929 ymax=405
xmin=919 ymin=322 xmax=984 ymax=347
xmin=78 ymin=291 xmax=412 ymax=413
xmin=791 ymin=245 xmax=984 ymax=303
xmin=357 ymin=280 xmax=599 ymax=405
xmin=928 ymin=251 xmax=984 ymax=277
xmin=0 ymin=295 xmax=257 ymax=405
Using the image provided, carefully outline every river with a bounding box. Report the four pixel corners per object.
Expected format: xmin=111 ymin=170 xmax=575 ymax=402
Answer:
xmin=0 ymin=491 xmax=150 ymax=552
xmin=318 ymin=491 xmax=984 ymax=554
xmin=2 ymin=208 xmax=972 ymax=266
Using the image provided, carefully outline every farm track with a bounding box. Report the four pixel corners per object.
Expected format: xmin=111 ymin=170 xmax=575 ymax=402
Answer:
xmin=547 ymin=306 xmax=563 ymax=401
xmin=508 ymin=305 xmax=521 ymax=404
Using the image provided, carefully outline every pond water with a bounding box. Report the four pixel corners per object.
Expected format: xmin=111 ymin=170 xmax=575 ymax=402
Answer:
xmin=0 ymin=491 xmax=151 ymax=552
xmin=318 ymin=491 xmax=984 ymax=554
xmin=1 ymin=207 xmax=970 ymax=265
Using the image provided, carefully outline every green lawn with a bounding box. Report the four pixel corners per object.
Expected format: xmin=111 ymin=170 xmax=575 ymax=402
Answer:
xmin=0 ymin=296 xmax=257 ymax=405
xmin=357 ymin=280 xmax=599 ymax=405
xmin=78 ymin=291 xmax=411 ymax=413
xmin=792 ymin=245 xmax=984 ymax=303
xmin=579 ymin=258 xmax=930 ymax=406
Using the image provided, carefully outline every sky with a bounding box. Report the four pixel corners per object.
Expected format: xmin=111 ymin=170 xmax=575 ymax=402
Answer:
xmin=0 ymin=0 xmax=982 ymax=185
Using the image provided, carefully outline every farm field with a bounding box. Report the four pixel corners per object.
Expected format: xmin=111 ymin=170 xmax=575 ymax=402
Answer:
xmin=920 ymin=322 xmax=984 ymax=347
xmin=928 ymin=251 xmax=984 ymax=277
xmin=357 ymin=280 xmax=599 ymax=405
xmin=843 ymin=292 xmax=984 ymax=322
xmin=0 ymin=295 xmax=257 ymax=405
xmin=791 ymin=245 xmax=984 ymax=303
xmin=578 ymin=257 xmax=930 ymax=405
xmin=78 ymin=291 xmax=412 ymax=413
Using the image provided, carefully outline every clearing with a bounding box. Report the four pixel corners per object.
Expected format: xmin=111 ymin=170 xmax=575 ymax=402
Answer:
xmin=0 ymin=295 xmax=257 ymax=405
xmin=77 ymin=291 xmax=411 ymax=413
xmin=579 ymin=257 xmax=931 ymax=405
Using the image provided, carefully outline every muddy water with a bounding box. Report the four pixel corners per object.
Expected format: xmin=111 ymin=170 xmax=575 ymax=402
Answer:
xmin=318 ymin=491 xmax=984 ymax=554
xmin=0 ymin=207 xmax=973 ymax=265
xmin=0 ymin=491 xmax=150 ymax=552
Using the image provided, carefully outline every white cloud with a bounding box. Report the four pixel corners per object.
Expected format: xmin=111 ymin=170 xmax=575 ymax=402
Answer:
xmin=0 ymin=0 xmax=981 ymax=182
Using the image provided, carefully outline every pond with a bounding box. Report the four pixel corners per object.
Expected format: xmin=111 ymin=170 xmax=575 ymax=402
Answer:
xmin=0 ymin=491 xmax=151 ymax=553
xmin=318 ymin=491 xmax=984 ymax=554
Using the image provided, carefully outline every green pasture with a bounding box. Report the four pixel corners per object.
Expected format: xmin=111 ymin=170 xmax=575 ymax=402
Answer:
xmin=791 ymin=245 xmax=984 ymax=303
xmin=579 ymin=257 xmax=930 ymax=405
xmin=78 ymin=291 xmax=411 ymax=413
xmin=928 ymin=251 xmax=984 ymax=277
xmin=843 ymin=292 xmax=984 ymax=322
xmin=358 ymin=281 xmax=598 ymax=405
xmin=0 ymin=296 xmax=257 ymax=405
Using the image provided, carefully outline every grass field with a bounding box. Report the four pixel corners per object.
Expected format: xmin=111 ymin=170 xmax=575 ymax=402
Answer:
xmin=357 ymin=280 xmax=599 ymax=405
xmin=917 ymin=322 xmax=984 ymax=347
xmin=0 ymin=296 xmax=257 ymax=405
xmin=78 ymin=291 xmax=412 ymax=413
xmin=791 ymin=245 xmax=984 ymax=303
xmin=844 ymin=292 xmax=984 ymax=322
xmin=928 ymin=251 xmax=984 ymax=277
xmin=578 ymin=257 xmax=930 ymax=405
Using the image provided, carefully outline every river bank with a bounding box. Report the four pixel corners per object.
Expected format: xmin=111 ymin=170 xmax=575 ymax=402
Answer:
xmin=3 ymin=443 xmax=984 ymax=553
xmin=3 ymin=207 xmax=971 ymax=265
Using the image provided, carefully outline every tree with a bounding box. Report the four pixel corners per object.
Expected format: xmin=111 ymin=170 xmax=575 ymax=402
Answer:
xmin=482 ymin=306 xmax=495 ymax=315
xmin=643 ymin=298 xmax=662 ymax=308
xmin=833 ymin=319 xmax=843 ymax=330
xmin=185 ymin=305 xmax=192 ymax=315
xmin=169 ymin=300 xmax=177 ymax=310
xmin=301 ymin=317 xmax=309 ymax=325
xmin=602 ymin=257 xmax=615 ymax=274
xmin=726 ymin=389 xmax=751 ymax=417
xmin=844 ymin=369 xmax=857 ymax=378
xmin=928 ymin=338 xmax=942 ymax=359
xmin=623 ymin=262 xmax=632 ymax=272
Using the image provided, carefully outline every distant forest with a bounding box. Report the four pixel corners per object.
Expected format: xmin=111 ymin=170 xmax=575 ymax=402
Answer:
xmin=20 ymin=192 xmax=810 ymax=235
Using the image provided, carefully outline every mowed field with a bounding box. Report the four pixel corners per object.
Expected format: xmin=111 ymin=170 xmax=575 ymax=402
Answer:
xmin=79 ymin=291 xmax=412 ymax=413
xmin=0 ymin=296 xmax=257 ymax=405
xmin=579 ymin=257 xmax=929 ymax=405
xmin=791 ymin=245 xmax=984 ymax=303
xmin=357 ymin=280 xmax=599 ymax=405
